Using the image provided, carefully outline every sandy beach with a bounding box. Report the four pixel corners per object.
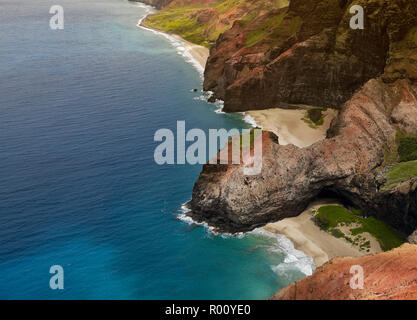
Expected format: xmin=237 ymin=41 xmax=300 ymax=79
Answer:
xmin=247 ymin=108 xmax=338 ymax=148
xmin=139 ymin=21 xmax=209 ymax=70
xmin=171 ymin=34 xmax=209 ymax=69
xmin=264 ymin=200 xmax=382 ymax=267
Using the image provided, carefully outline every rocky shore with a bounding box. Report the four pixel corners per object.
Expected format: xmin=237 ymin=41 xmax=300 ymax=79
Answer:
xmin=139 ymin=0 xmax=417 ymax=299
xmin=189 ymin=0 xmax=417 ymax=236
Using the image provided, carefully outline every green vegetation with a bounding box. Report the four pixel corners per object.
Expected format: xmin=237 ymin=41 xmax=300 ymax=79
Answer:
xmin=380 ymin=130 xmax=417 ymax=190
xmin=143 ymin=0 xmax=290 ymax=48
xmin=313 ymin=205 xmax=405 ymax=251
xmin=301 ymin=108 xmax=326 ymax=129
xmin=331 ymin=228 xmax=345 ymax=239
xmin=381 ymin=129 xmax=417 ymax=167
xmin=144 ymin=7 xmax=214 ymax=47
xmin=382 ymin=143 xmax=400 ymax=167
xmin=307 ymin=109 xmax=324 ymax=124
xmin=245 ymin=10 xmax=301 ymax=47
xmin=382 ymin=160 xmax=417 ymax=191
xmin=398 ymin=133 xmax=417 ymax=162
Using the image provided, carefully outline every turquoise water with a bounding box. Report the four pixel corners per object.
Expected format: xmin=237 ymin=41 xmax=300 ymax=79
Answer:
xmin=0 ymin=0 xmax=313 ymax=299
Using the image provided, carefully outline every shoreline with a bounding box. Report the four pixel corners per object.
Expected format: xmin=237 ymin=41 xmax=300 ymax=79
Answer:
xmin=134 ymin=4 xmax=372 ymax=270
xmin=263 ymin=200 xmax=382 ymax=267
xmin=138 ymin=18 xmax=209 ymax=72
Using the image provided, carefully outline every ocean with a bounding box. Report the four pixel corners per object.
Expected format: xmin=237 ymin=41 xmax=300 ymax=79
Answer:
xmin=0 ymin=0 xmax=313 ymax=299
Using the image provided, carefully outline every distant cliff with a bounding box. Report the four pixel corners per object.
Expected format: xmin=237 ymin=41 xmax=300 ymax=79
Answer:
xmin=272 ymin=244 xmax=417 ymax=300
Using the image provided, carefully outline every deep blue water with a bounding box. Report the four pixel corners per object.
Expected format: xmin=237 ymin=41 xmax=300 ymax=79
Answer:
xmin=0 ymin=0 xmax=312 ymax=299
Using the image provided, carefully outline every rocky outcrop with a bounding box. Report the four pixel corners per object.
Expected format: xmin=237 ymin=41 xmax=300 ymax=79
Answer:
xmin=271 ymin=244 xmax=417 ymax=300
xmin=188 ymin=0 xmax=417 ymax=234
xmin=204 ymin=0 xmax=417 ymax=112
xmin=190 ymin=78 xmax=417 ymax=233
xmin=408 ymin=229 xmax=417 ymax=244
xmin=142 ymin=0 xmax=417 ymax=235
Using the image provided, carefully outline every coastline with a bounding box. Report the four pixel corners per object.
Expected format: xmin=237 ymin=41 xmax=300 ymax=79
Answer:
xmin=135 ymin=4 xmax=374 ymax=271
xmin=137 ymin=18 xmax=209 ymax=72
xmin=170 ymin=34 xmax=209 ymax=69
xmin=263 ymin=200 xmax=382 ymax=267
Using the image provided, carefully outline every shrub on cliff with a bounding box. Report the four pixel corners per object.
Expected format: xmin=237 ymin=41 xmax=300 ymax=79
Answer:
xmin=398 ymin=135 xmax=417 ymax=162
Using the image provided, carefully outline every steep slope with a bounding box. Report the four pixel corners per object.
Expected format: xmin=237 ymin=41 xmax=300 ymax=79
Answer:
xmin=142 ymin=0 xmax=289 ymax=47
xmin=189 ymin=0 xmax=417 ymax=235
xmin=271 ymin=244 xmax=417 ymax=300
xmin=204 ymin=0 xmax=417 ymax=112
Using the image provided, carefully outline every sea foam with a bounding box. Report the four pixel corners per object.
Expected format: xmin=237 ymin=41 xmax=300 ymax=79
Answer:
xmin=178 ymin=204 xmax=315 ymax=277
xmin=135 ymin=8 xmax=258 ymax=125
xmin=137 ymin=3 xmax=313 ymax=278
xmin=136 ymin=9 xmax=205 ymax=77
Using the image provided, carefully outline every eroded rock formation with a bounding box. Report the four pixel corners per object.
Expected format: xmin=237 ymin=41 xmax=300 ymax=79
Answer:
xmin=189 ymin=0 xmax=417 ymax=233
xmin=190 ymin=78 xmax=417 ymax=233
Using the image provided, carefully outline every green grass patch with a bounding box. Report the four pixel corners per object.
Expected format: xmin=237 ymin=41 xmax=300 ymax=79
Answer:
xmin=301 ymin=109 xmax=326 ymax=129
xmin=331 ymin=228 xmax=345 ymax=238
xmin=380 ymin=129 xmax=417 ymax=167
xmin=382 ymin=160 xmax=417 ymax=191
xmin=144 ymin=8 xmax=212 ymax=47
xmin=245 ymin=9 xmax=301 ymax=48
xmin=313 ymin=205 xmax=405 ymax=251
xmin=398 ymin=133 xmax=417 ymax=162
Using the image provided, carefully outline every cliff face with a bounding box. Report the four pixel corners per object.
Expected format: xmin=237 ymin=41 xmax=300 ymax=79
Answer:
xmin=190 ymin=0 xmax=417 ymax=234
xmin=204 ymin=0 xmax=417 ymax=112
xmin=272 ymin=244 xmax=417 ymax=300
xmin=190 ymin=78 xmax=417 ymax=233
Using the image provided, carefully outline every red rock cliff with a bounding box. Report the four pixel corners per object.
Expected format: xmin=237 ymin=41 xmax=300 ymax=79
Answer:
xmin=272 ymin=244 xmax=417 ymax=300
